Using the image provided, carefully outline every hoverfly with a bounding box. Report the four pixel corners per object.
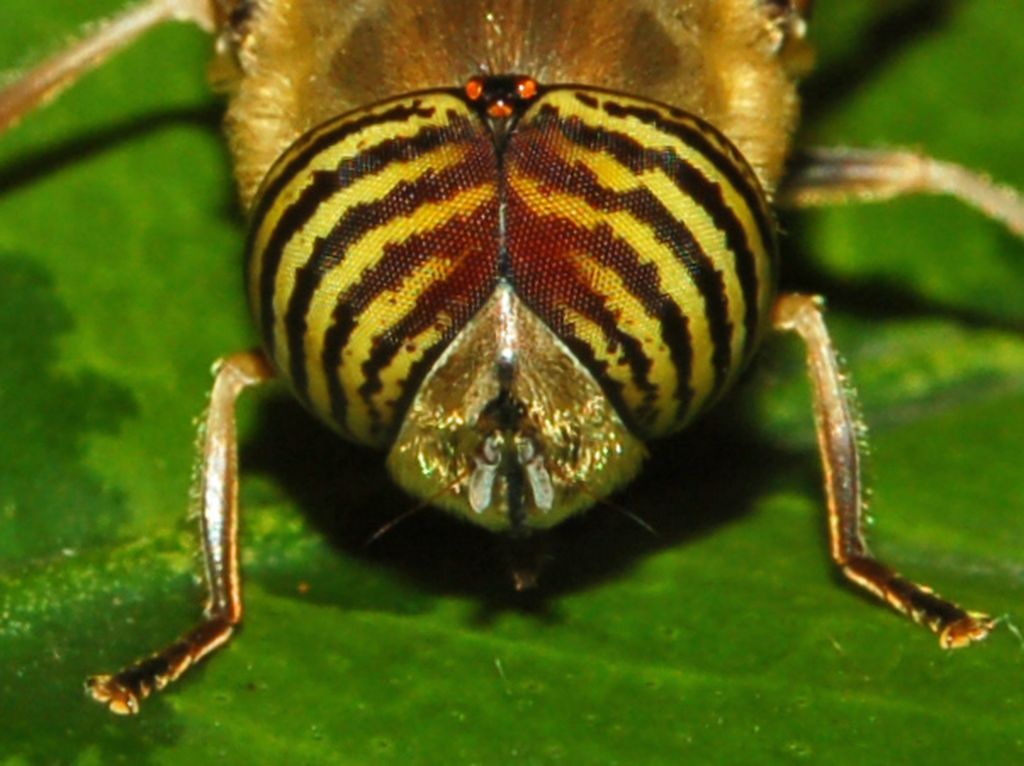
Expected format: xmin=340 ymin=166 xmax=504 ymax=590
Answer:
xmin=1 ymin=0 xmax=1021 ymax=716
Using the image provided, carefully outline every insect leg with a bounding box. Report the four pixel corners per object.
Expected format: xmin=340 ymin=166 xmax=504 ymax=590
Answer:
xmin=86 ymin=349 xmax=275 ymax=714
xmin=778 ymin=146 xmax=1024 ymax=238
xmin=0 ymin=0 xmax=215 ymax=135
xmin=772 ymin=293 xmax=994 ymax=648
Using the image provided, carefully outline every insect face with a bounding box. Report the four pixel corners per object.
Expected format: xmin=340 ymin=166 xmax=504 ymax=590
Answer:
xmin=246 ymin=81 xmax=776 ymax=531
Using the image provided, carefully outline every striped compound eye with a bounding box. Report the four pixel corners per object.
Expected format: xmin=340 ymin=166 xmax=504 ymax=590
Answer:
xmin=246 ymin=80 xmax=777 ymax=530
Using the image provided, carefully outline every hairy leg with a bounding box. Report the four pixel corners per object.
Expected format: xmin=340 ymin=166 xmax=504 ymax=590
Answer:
xmin=773 ymin=292 xmax=993 ymax=648
xmin=87 ymin=349 xmax=274 ymax=714
xmin=779 ymin=146 xmax=1024 ymax=238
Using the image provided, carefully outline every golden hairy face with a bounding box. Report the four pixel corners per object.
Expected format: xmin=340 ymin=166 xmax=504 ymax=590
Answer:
xmin=246 ymin=79 xmax=777 ymax=530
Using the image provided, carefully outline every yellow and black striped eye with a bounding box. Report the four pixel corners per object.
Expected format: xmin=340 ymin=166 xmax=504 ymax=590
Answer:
xmin=246 ymin=91 xmax=502 ymax=447
xmin=504 ymin=88 xmax=777 ymax=436
xmin=246 ymin=80 xmax=777 ymax=446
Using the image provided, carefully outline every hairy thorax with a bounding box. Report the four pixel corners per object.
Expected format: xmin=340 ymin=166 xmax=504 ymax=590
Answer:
xmin=219 ymin=0 xmax=803 ymax=209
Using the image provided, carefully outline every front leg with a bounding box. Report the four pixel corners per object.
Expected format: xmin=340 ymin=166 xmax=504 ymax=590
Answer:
xmin=0 ymin=0 xmax=216 ymax=135
xmin=773 ymin=293 xmax=994 ymax=648
xmin=87 ymin=349 xmax=274 ymax=714
xmin=778 ymin=146 xmax=1024 ymax=238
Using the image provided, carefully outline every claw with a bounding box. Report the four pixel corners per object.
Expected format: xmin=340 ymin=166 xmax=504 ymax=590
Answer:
xmin=86 ymin=674 xmax=142 ymax=715
xmin=939 ymin=613 xmax=995 ymax=649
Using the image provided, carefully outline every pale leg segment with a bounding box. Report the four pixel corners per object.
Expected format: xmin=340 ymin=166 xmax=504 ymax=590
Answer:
xmin=773 ymin=293 xmax=993 ymax=648
xmin=86 ymin=349 xmax=274 ymax=714
xmin=778 ymin=146 xmax=1024 ymax=238
xmin=0 ymin=0 xmax=216 ymax=135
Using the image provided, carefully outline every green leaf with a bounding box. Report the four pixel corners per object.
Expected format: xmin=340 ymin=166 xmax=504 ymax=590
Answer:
xmin=2 ymin=2 xmax=1023 ymax=763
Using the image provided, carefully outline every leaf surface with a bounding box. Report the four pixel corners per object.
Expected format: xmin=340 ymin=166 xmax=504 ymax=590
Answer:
xmin=2 ymin=3 xmax=1023 ymax=764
